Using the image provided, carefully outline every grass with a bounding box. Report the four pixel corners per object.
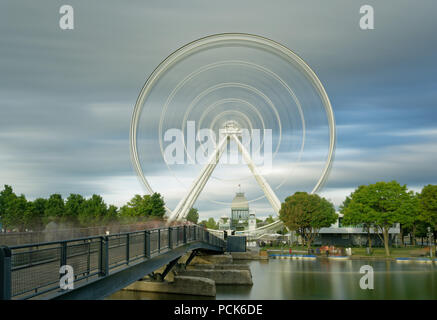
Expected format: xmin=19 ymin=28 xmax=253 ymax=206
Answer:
xmin=349 ymin=246 xmax=430 ymax=258
xmin=259 ymin=245 xmax=432 ymax=258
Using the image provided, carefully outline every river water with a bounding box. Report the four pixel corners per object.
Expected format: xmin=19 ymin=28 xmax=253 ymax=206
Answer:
xmin=108 ymin=259 xmax=437 ymax=300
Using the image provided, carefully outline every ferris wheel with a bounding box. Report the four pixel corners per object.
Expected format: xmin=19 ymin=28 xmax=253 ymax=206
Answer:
xmin=130 ymin=33 xmax=336 ymax=235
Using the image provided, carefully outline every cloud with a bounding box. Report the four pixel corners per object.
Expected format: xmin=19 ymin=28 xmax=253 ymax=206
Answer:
xmin=0 ymin=0 xmax=436 ymax=220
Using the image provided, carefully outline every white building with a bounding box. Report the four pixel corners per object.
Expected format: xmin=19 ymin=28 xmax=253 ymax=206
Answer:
xmin=316 ymin=212 xmax=400 ymax=246
xmin=218 ymin=215 xmax=230 ymax=231
xmin=248 ymin=213 xmax=256 ymax=231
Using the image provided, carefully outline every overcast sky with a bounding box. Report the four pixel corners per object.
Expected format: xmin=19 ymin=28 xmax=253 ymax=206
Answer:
xmin=1 ymin=1 xmax=436 ymax=220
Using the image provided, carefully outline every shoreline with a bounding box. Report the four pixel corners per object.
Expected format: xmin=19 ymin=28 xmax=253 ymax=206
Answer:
xmin=263 ymin=249 xmax=436 ymax=262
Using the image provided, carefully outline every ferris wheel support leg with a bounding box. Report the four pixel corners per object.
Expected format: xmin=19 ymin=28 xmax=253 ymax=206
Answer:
xmin=174 ymin=138 xmax=227 ymax=221
xmin=178 ymin=144 xmax=226 ymax=220
xmin=231 ymin=134 xmax=282 ymax=214
xmin=176 ymin=149 xmax=222 ymax=221
xmin=168 ymin=158 xmax=216 ymax=223
xmin=167 ymin=136 xmax=228 ymax=222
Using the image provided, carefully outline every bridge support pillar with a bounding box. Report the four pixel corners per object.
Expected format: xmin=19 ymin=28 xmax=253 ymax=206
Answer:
xmin=151 ymin=257 xmax=180 ymax=281
xmin=185 ymin=250 xmax=198 ymax=267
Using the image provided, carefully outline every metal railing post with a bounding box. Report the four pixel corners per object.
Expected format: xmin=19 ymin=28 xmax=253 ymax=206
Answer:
xmin=99 ymin=237 xmax=103 ymax=275
xmin=0 ymin=246 xmax=12 ymax=300
xmin=87 ymin=240 xmax=91 ymax=275
xmin=158 ymin=229 xmax=161 ymax=253
xmin=99 ymin=236 xmax=109 ymax=277
xmin=60 ymin=242 xmax=67 ymax=269
xmin=168 ymin=227 xmax=172 ymax=249
xmin=126 ymin=233 xmax=130 ymax=264
xmin=145 ymin=230 xmax=150 ymax=258
xmin=60 ymin=241 xmax=68 ymax=283
xmin=176 ymin=227 xmax=180 ymax=246
xmin=183 ymin=226 xmax=187 ymax=244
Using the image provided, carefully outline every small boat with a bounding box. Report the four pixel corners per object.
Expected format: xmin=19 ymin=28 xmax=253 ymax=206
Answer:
xmin=327 ymin=256 xmax=349 ymax=260
xmin=290 ymin=254 xmax=316 ymax=260
xmin=269 ymin=253 xmax=316 ymax=260
xmin=396 ymin=257 xmax=433 ymax=263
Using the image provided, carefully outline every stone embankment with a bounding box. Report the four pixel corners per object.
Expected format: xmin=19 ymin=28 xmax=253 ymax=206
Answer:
xmin=124 ymin=276 xmax=216 ymax=296
xmin=231 ymin=249 xmax=268 ymax=260
xmin=123 ymin=252 xmax=257 ymax=296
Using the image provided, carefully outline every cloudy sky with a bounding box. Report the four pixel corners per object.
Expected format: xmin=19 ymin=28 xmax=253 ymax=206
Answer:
xmin=1 ymin=0 xmax=436 ymax=220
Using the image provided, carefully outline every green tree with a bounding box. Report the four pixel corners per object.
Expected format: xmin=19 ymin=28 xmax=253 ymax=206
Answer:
xmin=205 ymin=217 xmax=218 ymax=230
xmin=341 ymin=187 xmax=375 ymax=250
xmin=342 ymin=181 xmax=409 ymax=256
xmin=120 ymin=193 xmax=166 ymax=219
xmin=120 ymin=194 xmax=151 ymax=217
xmin=415 ymin=220 xmax=432 ymax=245
xmin=186 ymin=208 xmax=199 ymax=224
xmin=264 ymin=215 xmax=275 ymax=224
xmin=0 ymin=185 xmax=18 ymax=231
xmin=150 ymin=193 xmax=166 ymax=217
xmin=103 ymin=205 xmax=119 ymax=223
xmin=45 ymin=194 xmax=65 ymax=221
xmin=119 ymin=204 xmax=134 ymax=217
xmin=26 ymin=198 xmax=47 ymax=230
xmin=279 ymin=192 xmax=337 ymax=249
xmin=198 ymin=220 xmax=207 ymax=228
xmin=78 ymin=194 xmax=108 ymax=226
xmin=419 ymin=184 xmax=437 ymax=229
xmin=397 ymin=191 xmax=421 ymax=246
xmin=65 ymin=194 xmax=85 ymax=223
xmin=199 ymin=218 xmax=218 ymax=229
xmin=4 ymin=194 xmax=28 ymax=231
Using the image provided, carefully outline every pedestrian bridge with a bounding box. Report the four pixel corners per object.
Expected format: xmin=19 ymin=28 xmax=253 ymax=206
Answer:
xmin=0 ymin=225 xmax=225 ymax=300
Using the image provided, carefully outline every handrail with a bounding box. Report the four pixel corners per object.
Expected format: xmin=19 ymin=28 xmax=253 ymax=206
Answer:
xmin=0 ymin=224 xmax=225 ymax=300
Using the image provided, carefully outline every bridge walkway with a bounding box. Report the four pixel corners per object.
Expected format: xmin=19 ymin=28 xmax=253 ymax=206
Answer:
xmin=0 ymin=225 xmax=225 ymax=300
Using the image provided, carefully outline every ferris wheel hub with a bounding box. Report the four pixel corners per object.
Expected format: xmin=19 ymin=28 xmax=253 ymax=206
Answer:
xmin=222 ymin=120 xmax=242 ymax=136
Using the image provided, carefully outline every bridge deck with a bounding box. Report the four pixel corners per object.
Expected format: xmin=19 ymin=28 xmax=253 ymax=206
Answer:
xmin=0 ymin=225 xmax=225 ymax=300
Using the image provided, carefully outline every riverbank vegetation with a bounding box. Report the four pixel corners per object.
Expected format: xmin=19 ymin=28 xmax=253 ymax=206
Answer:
xmin=279 ymin=192 xmax=337 ymax=249
xmin=340 ymin=181 xmax=436 ymax=256
xmin=0 ymin=185 xmax=166 ymax=232
xmin=259 ymin=244 xmax=432 ymax=259
xmin=279 ymin=181 xmax=436 ymax=256
xmin=1 ymin=180 xmax=436 ymax=258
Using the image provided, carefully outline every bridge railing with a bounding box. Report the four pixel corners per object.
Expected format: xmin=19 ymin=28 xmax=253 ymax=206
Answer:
xmin=0 ymin=225 xmax=225 ymax=300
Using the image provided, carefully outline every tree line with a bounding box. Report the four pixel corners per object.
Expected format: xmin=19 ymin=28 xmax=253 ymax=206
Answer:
xmin=185 ymin=209 xmax=219 ymax=230
xmin=0 ymin=185 xmax=166 ymax=232
xmin=279 ymin=181 xmax=437 ymax=256
xmin=340 ymin=181 xmax=437 ymax=256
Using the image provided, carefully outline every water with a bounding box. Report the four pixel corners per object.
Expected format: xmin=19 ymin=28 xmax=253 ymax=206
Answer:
xmin=108 ymin=259 xmax=437 ymax=300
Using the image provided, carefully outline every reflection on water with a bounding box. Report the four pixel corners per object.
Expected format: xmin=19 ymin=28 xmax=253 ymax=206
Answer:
xmin=108 ymin=259 xmax=437 ymax=300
